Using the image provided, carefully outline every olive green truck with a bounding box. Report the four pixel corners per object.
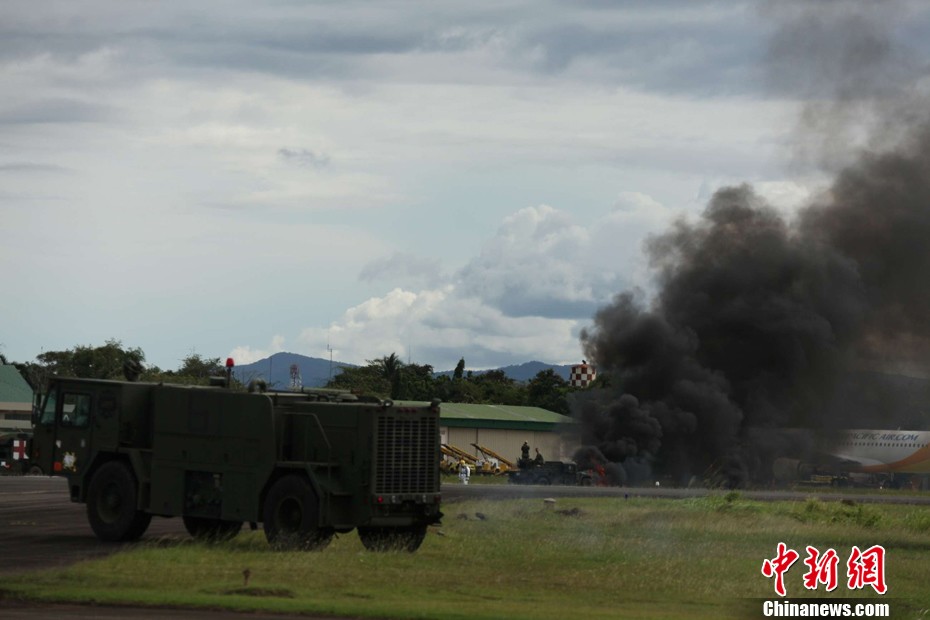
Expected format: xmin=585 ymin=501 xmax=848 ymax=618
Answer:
xmin=30 ymin=375 xmax=442 ymax=551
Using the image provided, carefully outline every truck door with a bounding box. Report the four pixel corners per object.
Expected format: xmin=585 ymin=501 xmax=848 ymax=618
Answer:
xmin=32 ymin=388 xmax=94 ymax=476
xmin=31 ymin=391 xmax=58 ymax=474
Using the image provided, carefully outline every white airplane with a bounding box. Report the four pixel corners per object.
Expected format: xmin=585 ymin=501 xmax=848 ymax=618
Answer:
xmin=828 ymin=430 xmax=930 ymax=474
xmin=771 ymin=428 xmax=930 ymax=487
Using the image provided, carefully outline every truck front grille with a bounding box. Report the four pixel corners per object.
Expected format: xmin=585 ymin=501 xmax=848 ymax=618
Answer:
xmin=374 ymin=414 xmax=439 ymax=494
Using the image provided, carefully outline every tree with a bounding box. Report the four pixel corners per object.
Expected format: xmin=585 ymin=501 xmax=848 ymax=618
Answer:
xmin=527 ymin=369 xmax=571 ymax=415
xmin=467 ymin=369 xmax=526 ymax=405
xmin=22 ymin=340 xmax=239 ymax=388
xmin=321 ymin=353 xmax=571 ymax=411
xmin=36 ymin=339 xmax=145 ymax=381
xmin=143 ymin=353 xmax=235 ymax=386
xmin=433 ymin=373 xmax=484 ymax=403
xmin=325 ymin=353 xmax=440 ymax=400
xmin=176 ymin=353 xmax=224 ymax=379
xmin=327 ymin=365 xmax=392 ymax=397
xmin=394 ymin=363 xmax=436 ymax=400
xmin=10 ymin=339 xmax=146 ymax=393
xmin=372 ymin=353 xmax=404 ymax=399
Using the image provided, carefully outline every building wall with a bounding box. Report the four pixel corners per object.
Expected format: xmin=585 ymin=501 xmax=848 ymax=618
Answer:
xmin=442 ymin=426 xmax=577 ymax=469
xmin=0 ymin=365 xmax=34 ymax=433
xmin=0 ymin=405 xmax=31 ymax=432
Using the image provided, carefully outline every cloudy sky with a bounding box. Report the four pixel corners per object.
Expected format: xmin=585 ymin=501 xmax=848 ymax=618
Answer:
xmin=2 ymin=1 xmax=925 ymax=371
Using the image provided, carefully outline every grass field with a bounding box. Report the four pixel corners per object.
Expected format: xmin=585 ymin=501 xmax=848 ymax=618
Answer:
xmin=2 ymin=494 xmax=928 ymax=619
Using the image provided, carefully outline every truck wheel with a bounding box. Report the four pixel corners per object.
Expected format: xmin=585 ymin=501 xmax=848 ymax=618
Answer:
xmin=183 ymin=516 xmax=242 ymax=542
xmin=262 ymin=475 xmax=333 ymax=551
xmin=536 ymin=477 xmax=550 ymax=485
xmin=124 ymin=510 xmax=153 ymax=541
xmin=27 ymin=465 xmax=44 ymax=476
xmin=358 ymin=525 xmax=427 ymax=552
xmin=86 ymin=461 xmax=151 ymax=542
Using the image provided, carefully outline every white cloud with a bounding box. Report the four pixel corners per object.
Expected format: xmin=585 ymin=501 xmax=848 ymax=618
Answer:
xmin=229 ymin=335 xmax=286 ymax=365
xmin=292 ymin=199 xmax=677 ymax=370
xmin=457 ymin=200 xmax=676 ymax=320
xmin=297 ymin=284 xmax=581 ymax=370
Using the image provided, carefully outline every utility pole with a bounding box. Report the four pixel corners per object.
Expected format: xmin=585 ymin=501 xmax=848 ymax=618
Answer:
xmin=327 ymin=342 xmax=333 ymax=381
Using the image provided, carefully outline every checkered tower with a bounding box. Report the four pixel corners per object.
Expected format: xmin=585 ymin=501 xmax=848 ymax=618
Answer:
xmin=569 ymin=360 xmax=596 ymax=388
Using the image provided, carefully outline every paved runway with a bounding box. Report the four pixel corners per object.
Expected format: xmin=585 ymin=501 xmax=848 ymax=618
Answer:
xmin=0 ymin=476 xmax=189 ymax=576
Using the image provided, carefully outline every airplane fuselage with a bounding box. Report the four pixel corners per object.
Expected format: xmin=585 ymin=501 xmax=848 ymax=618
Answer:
xmin=831 ymin=430 xmax=930 ymax=474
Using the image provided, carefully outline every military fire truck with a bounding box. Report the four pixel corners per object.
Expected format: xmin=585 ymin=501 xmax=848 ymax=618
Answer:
xmin=30 ymin=368 xmax=442 ymax=551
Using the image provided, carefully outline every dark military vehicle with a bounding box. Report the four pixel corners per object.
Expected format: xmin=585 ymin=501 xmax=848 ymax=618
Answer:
xmin=31 ymin=371 xmax=442 ymax=551
xmin=0 ymin=432 xmax=41 ymax=475
xmin=507 ymin=460 xmax=593 ymax=486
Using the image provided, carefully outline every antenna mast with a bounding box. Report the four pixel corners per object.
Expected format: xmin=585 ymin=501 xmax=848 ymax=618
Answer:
xmin=289 ymin=363 xmax=302 ymax=391
xmin=327 ymin=340 xmax=333 ymax=381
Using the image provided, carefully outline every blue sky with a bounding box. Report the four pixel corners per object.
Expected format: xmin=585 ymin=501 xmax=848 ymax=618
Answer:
xmin=1 ymin=1 xmax=926 ymax=371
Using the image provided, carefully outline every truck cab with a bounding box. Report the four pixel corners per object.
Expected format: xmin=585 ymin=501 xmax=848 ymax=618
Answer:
xmin=34 ymin=379 xmax=114 ymax=488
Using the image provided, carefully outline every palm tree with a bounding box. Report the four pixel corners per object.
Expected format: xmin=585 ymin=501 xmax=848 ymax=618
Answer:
xmin=370 ymin=353 xmax=404 ymax=399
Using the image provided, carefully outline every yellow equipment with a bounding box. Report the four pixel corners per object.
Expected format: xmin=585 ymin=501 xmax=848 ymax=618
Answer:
xmin=441 ymin=444 xmax=506 ymax=475
xmin=441 ymin=444 xmax=479 ymax=474
xmin=471 ymin=443 xmax=516 ymax=474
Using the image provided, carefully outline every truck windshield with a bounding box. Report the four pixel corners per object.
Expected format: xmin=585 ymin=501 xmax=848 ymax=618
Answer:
xmin=61 ymin=393 xmax=91 ymax=428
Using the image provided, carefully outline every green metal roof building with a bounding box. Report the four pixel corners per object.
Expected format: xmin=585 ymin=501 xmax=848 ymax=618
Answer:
xmin=0 ymin=366 xmax=33 ymax=432
xmin=439 ymin=402 xmax=579 ymax=469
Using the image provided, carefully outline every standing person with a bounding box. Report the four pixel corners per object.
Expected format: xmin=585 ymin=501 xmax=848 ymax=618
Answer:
xmin=458 ymin=459 xmax=471 ymax=484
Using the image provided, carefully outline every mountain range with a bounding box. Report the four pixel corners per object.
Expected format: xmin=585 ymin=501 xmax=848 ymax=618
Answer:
xmin=231 ymin=352 xmax=575 ymax=389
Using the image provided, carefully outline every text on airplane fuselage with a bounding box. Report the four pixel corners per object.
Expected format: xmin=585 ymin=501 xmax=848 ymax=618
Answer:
xmin=848 ymin=432 xmax=922 ymax=442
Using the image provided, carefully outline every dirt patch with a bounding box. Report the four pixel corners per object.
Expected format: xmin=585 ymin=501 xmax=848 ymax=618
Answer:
xmin=555 ymin=507 xmax=585 ymax=517
xmin=213 ymin=587 xmax=295 ymax=598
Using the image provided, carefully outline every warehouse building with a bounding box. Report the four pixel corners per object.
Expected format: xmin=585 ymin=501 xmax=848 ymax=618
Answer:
xmin=0 ymin=366 xmax=33 ymax=433
xmin=440 ymin=403 xmax=579 ymax=469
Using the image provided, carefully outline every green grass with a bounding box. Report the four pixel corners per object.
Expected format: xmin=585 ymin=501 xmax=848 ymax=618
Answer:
xmin=3 ymin=496 xmax=929 ymax=619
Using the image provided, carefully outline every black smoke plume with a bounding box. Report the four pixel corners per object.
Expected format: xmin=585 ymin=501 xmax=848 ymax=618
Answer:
xmin=577 ymin=4 xmax=930 ymax=485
